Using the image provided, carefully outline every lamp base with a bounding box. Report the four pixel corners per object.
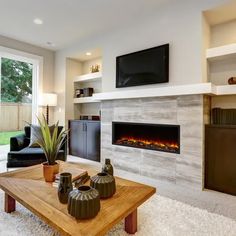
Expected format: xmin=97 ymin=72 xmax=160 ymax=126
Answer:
xmin=46 ymin=105 xmax=49 ymax=124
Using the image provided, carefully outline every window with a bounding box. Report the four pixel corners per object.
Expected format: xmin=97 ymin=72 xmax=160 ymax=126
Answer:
xmin=0 ymin=47 xmax=43 ymax=145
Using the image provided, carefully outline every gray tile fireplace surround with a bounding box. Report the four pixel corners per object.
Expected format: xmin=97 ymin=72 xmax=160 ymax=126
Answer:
xmin=101 ymin=95 xmax=208 ymax=190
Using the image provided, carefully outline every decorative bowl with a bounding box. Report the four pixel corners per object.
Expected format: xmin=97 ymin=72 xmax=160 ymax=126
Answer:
xmin=90 ymin=172 xmax=116 ymax=198
xmin=67 ymin=185 xmax=100 ymax=219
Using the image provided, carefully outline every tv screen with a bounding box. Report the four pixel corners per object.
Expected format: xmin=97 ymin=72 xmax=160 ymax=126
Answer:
xmin=116 ymin=44 xmax=169 ymax=88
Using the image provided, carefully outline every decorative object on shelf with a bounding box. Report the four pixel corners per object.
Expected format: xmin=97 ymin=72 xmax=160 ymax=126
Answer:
xmin=90 ymin=64 xmax=100 ymax=73
xmin=32 ymin=116 xmax=68 ymax=182
xmin=58 ymin=172 xmax=73 ymax=204
xmin=75 ymin=89 xmax=83 ymax=98
xmin=102 ymin=158 xmax=114 ymax=176
xmin=228 ymin=77 xmax=236 ymax=85
xmin=67 ymin=185 xmax=100 ymax=219
xmin=80 ymin=115 xmax=100 ymax=120
xmin=83 ymin=87 xmax=94 ymax=97
xmin=39 ymin=93 xmax=57 ymax=124
xmin=212 ymin=108 xmax=236 ymax=125
xmin=90 ymin=172 xmax=116 ymax=198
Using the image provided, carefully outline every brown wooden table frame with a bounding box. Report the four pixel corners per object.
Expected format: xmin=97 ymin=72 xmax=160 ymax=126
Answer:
xmin=4 ymin=192 xmax=138 ymax=234
xmin=0 ymin=162 xmax=155 ymax=235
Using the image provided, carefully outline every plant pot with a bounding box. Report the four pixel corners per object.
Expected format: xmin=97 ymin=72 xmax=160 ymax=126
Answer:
xmin=90 ymin=172 xmax=116 ymax=198
xmin=68 ymin=185 xmax=100 ymax=219
xmin=42 ymin=163 xmax=56 ymax=182
xmin=58 ymin=172 xmax=73 ymax=204
xmin=53 ymin=162 xmax=60 ymax=174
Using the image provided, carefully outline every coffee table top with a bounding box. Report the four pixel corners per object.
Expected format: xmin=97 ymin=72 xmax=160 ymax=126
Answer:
xmin=0 ymin=161 xmax=156 ymax=236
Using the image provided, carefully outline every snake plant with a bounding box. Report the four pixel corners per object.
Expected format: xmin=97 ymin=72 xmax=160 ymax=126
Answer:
xmin=36 ymin=116 xmax=68 ymax=165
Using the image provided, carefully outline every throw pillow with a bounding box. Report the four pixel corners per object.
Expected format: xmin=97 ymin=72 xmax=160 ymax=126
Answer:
xmin=29 ymin=124 xmax=55 ymax=148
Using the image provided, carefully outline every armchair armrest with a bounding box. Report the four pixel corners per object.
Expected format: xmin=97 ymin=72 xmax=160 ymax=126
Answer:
xmin=10 ymin=134 xmax=28 ymax=151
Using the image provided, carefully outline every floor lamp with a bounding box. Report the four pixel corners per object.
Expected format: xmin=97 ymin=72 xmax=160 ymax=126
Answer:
xmin=39 ymin=93 xmax=57 ymax=124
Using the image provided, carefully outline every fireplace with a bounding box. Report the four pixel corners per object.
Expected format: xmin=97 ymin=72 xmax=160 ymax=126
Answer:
xmin=112 ymin=122 xmax=180 ymax=154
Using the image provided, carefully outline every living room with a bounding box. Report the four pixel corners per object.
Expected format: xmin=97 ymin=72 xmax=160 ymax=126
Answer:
xmin=0 ymin=0 xmax=236 ymax=235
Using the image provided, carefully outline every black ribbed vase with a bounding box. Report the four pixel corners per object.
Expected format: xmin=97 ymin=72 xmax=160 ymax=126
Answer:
xmin=90 ymin=172 xmax=116 ymax=198
xmin=67 ymin=185 xmax=100 ymax=219
xmin=58 ymin=172 xmax=73 ymax=204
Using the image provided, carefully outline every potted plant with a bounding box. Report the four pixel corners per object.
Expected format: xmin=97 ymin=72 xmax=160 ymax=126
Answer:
xmin=35 ymin=116 xmax=68 ymax=182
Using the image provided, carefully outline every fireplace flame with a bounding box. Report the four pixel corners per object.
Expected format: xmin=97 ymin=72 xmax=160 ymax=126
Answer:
xmin=115 ymin=136 xmax=179 ymax=153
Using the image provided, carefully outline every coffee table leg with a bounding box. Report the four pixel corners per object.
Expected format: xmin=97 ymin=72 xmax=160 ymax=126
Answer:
xmin=125 ymin=209 xmax=137 ymax=234
xmin=5 ymin=193 xmax=16 ymax=213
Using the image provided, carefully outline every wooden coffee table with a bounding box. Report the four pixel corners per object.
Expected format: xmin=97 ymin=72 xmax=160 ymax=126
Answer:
xmin=0 ymin=161 xmax=156 ymax=236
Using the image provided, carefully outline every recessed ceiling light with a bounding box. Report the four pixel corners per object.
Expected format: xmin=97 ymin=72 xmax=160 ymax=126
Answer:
xmin=47 ymin=41 xmax=55 ymax=47
xmin=33 ymin=18 xmax=43 ymax=25
xmin=86 ymin=52 xmax=92 ymax=56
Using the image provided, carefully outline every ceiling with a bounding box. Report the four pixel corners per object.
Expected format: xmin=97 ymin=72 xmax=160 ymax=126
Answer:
xmin=0 ymin=0 xmax=169 ymax=51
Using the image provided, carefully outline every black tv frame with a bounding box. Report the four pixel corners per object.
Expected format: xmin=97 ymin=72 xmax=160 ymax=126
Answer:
xmin=116 ymin=44 xmax=169 ymax=88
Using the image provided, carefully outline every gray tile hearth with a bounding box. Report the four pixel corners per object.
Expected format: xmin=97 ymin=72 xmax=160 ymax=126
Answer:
xmin=101 ymin=95 xmax=206 ymax=190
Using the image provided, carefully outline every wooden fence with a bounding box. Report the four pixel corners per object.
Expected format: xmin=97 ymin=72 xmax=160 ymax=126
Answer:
xmin=0 ymin=102 xmax=32 ymax=131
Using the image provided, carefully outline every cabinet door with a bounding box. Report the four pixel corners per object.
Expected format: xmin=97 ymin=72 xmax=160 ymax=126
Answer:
xmin=69 ymin=121 xmax=85 ymax=158
xmin=205 ymin=126 xmax=236 ymax=195
xmin=85 ymin=121 xmax=101 ymax=162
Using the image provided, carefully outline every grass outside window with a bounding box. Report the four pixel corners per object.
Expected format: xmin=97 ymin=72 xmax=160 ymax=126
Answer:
xmin=0 ymin=131 xmax=23 ymax=145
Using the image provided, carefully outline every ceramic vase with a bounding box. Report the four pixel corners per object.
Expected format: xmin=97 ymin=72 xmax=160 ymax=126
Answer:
xmin=102 ymin=158 xmax=114 ymax=176
xmin=67 ymin=185 xmax=100 ymax=219
xmin=58 ymin=172 xmax=73 ymax=204
xmin=90 ymin=172 xmax=116 ymax=198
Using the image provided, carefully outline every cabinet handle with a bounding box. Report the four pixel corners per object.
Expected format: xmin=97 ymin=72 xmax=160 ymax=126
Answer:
xmin=84 ymin=123 xmax=87 ymax=132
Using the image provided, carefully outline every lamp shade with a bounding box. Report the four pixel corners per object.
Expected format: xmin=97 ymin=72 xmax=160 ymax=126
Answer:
xmin=39 ymin=93 xmax=57 ymax=107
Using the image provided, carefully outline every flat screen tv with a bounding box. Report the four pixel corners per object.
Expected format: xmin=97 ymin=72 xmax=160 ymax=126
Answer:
xmin=116 ymin=44 xmax=169 ymax=88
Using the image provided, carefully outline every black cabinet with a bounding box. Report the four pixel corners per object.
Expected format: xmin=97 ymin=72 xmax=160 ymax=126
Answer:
xmin=205 ymin=125 xmax=236 ymax=196
xmin=69 ymin=120 xmax=100 ymax=162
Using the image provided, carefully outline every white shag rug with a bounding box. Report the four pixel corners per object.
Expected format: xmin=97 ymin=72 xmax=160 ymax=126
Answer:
xmin=0 ymin=190 xmax=236 ymax=236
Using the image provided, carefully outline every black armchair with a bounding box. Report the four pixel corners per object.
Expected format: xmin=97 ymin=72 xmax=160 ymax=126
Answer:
xmin=7 ymin=126 xmax=67 ymax=168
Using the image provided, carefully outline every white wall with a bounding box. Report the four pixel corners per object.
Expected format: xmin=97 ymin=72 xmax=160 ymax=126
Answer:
xmin=54 ymin=0 xmax=229 ymax=124
xmin=65 ymin=58 xmax=81 ymax=127
xmin=54 ymin=51 xmax=66 ymax=125
xmin=212 ymin=95 xmax=236 ymax=108
xmin=211 ymin=19 xmax=236 ymax=47
xmin=202 ymin=15 xmax=211 ymax=83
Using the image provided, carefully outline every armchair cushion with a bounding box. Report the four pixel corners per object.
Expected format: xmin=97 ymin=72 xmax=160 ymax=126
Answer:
xmin=24 ymin=126 xmax=31 ymax=139
xmin=29 ymin=124 xmax=55 ymax=148
xmin=10 ymin=134 xmax=28 ymax=151
xmin=29 ymin=125 xmax=41 ymax=147
xmin=7 ymin=147 xmax=66 ymax=168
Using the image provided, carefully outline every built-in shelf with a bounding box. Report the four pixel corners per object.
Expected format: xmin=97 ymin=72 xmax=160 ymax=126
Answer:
xmin=74 ymin=72 xmax=102 ymax=83
xmin=206 ymin=44 xmax=236 ymax=61
xmin=73 ymin=96 xmax=100 ymax=104
xmin=216 ymin=84 xmax=236 ymax=95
